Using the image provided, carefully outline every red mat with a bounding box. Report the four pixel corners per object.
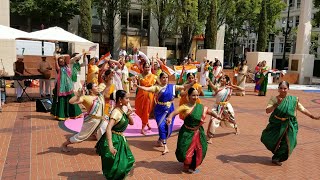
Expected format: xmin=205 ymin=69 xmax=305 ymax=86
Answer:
xmin=61 ymin=113 xmax=184 ymax=137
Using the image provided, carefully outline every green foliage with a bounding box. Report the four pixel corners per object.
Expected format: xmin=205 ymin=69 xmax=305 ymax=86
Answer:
xmin=92 ymin=0 xmax=131 ymax=55
xmin=139 ymin=0 xmax=176 ymax=46
xmin=10 ymin=0 xmax=80 ymax=28
xmin=314 ymin=0 xmax=320 ymax=27
xmin=176 ymin=0 xmax=206 ymax=58
xmin=79 ymin=0 xmax=92 ymax=41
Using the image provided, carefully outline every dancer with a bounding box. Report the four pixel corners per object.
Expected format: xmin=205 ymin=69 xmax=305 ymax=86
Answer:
xmin=50 ymin=56 xmax=82 ymax=120
xmin=206 ymin=75 xmax=243 ymax=143
xmin=135 ymin=62 xmax=157 ymax=135
xmin=254 ymin=62 xmax=262 ymax=92
xmin=199 ymin=57 xmax=208 ymax=87
xmin=257 ymin=60 xmax=269 ymax=96
xmin=61 ymin=83 xmax=106 ymax=152
xmin=134 ymin=72 xmax=195 ymax=154
xmin=212 ymin=59 xmax=223 ymax=85
xmin=166 ymin=87 xmax=221 ymax=174
xmin=207 ymin=61 xmax=214 ymax=92
xmin=261 ymin=81 xmax=320 ymax=166
xmin=87 ymin=57 xmax=99 ymax=85
xmin=179 ymin=73 xmax=204 ymax=106
xmin=70 ymin=53 xmax=86 ymax=91
xmin=96 ymin=90 xmax=135 ymax=179
xmin=235 ymin=60 xmax=248 ymax=96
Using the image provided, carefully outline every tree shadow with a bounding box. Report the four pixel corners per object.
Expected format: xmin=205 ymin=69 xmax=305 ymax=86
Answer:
xmin=37 ymin=146 xmax=98 ymax=156
xmin=131 ymin=160 xmax=183 ymax=175
xmin=216 ymin=154 xmax=273 ymax=166
xmin=58 ymin=171 xmax=104 ymax=180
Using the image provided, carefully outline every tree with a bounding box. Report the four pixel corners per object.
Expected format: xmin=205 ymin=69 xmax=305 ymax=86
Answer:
xmin=79 ymin=0 xmax=92 ymax=41
xmin=10 ymin=0 xmax=80 ymax=31
xmin=204 ymin=0 xmax=217 ymax=49
xmin=93 ymin=0 xmax=130 ymax=57
xmin=256 ymin=0 xmax=267 ymax=51
xmin=176 ymin=0 xmax=205 ymax=59
xmin=314 ymin=0 xmax=320 ymax=26
xmin=140 ymin=0 xmax=177 ymax=47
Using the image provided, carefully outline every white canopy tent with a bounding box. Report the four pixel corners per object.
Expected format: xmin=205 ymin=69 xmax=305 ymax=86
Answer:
xmin=0 ymin=25 xmax=31 ymax=40
xmin=29 ymin=26 xmax=99 ymax=81
xmin=29 ymin=26 xmax=94 ymax=44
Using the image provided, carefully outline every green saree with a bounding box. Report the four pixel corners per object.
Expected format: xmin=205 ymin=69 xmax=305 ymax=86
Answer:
xmin=176 ymin=103 xmax=208 ymax=170
xmin=95 ymin=112 xmax=135 ymax=180
xmin=261 ymin=95 xmax=298 ymax=162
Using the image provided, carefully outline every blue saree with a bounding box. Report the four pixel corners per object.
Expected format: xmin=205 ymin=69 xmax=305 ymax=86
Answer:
xmin=154 ymin=84 xmax=175 ymax=144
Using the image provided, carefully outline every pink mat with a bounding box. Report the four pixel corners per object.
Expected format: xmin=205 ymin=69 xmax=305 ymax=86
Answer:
xmin=63 ymin=113 xmax=184 ymax=137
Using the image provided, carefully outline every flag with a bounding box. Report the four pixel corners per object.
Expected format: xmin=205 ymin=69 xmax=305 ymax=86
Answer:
xmin=160 ymin=64 xmax=175 ymax=76
xmin=129 ymin=64 xmax=141 ymax=76
xmin=89 ymin=45 xmax=97 ymax=51
xmin=97 ymin=52 xmax=111 ymax=66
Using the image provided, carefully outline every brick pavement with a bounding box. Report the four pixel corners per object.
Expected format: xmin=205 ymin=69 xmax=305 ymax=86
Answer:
xmin=0 ymin=85 xmax=320 ymax=179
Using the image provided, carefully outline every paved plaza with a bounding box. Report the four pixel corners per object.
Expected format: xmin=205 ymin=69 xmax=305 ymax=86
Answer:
xmin=0 ymin=84 xmax=320 ymax=179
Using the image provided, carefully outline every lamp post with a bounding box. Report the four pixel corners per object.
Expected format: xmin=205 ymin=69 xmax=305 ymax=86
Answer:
xmin=281 ymin=4 xmax=293 ymax=70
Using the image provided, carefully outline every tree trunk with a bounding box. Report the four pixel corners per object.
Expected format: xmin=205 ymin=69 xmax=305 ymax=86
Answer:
xmin=256 ymin=0 xmax=267 ymax=52
xmin=204 ymin=0 xmax=217 ymax=49
xmin=181 ymin=26 xmax=193 ymax=60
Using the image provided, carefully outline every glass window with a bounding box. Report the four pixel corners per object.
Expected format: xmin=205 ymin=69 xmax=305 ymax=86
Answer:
xmin=270 ymin=42 xmax=274 ymax=52
xmin=121 ymin=11 xmax=128 ymax=27
xmin=143 ymin=13 xmax=149 ymax=30
xmin=279 ymin=43 xmax=284 ymax=53
xmin=295 ymin=16 xmax=299 ymax=27
xmin=297 ymin=0 xmax=301 ymax=8
xmin=289 ymin=0 xmax=294 ymax=7
xmin=129 ymin=9 xmax=141 ymax=29
xmin=285 ymin=42 xmax=291 ymax=52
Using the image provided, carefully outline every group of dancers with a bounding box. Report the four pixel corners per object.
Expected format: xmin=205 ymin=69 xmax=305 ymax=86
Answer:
xmin=9 ymin=49 xmax=320 ymax=179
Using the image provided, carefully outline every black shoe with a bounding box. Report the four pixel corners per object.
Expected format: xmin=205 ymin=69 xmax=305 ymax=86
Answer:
xmin=272 ymin=159 xmax=282 ymax=166
xmin=46 ymin=94 xmax=51 ymax=97
xmin=41 ymin=94 xmax=45 ymax=98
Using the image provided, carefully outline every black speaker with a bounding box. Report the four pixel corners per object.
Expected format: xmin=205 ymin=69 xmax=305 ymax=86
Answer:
xmin=36 ymin=98 xmax=52 ymax=112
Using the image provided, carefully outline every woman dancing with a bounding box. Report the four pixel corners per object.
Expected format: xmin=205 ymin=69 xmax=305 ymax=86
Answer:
xmin=51 ymin=56 xmax=82 ymax=120
xmin=261 ymin=81 xmax=320 ymax=165
xmin=96 ymin=90 xmax=135 ymax=179
xmin=135 ymin=72 xmax=194 ymax=155
xmin=61 ymin=83 xmax=106 ymax=152
xmin=206 ymin=75 xmax=243 ymax=143
xmin=179 ymin=73 xmax=204 ymax=106
xmin=135 ymin=62 xmax=157 ymax=135
xmin=166 ymin=87 xmax=221 ymax=174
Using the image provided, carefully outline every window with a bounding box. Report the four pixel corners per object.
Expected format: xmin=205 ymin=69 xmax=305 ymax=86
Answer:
xmin=270 ymin=42 xmax=275 ymax=52
xmin=285 ymin=42 xmax=291 ymax=52
xmin=143 ymin=13 xmax=149 ymax=30
xmin=289 ymin=0 xmax=294 ymax=7
xmin=121 ymin=11 xmax=128 ymax=27
xmin=297 ymin=0 xmax=301 ymax=8
xmin=129 ymin=9 xmax=141 ymax=29
xmin=279 ymin=43 xmax=284 ymax=53
xmin=295 ymin=16 xmax=299 ymax=27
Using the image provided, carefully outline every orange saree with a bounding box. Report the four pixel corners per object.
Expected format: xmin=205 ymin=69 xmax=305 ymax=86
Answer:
xmin=135 ymin=73 xmax=157 ymax=125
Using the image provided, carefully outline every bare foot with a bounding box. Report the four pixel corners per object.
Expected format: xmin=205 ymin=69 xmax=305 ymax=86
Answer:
xmin=206 ymin=136 xmax=213 ymax=144
xmin=162 ymin=150 xmax=169 ymax=155
xmin=162 ymin=145 xmax=169 ymax=155
xmin=147 ymin=125 xmax=152 ymax=130
xmin=61 ymin=145 xmax=70 ymax=152
xmin=140 ymin=130 xmax=147 ymax=136
xmin=155 ymin=141 xmax=164 ymax=147
xmin=235 ymin=128 xmax=240 ymax=135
